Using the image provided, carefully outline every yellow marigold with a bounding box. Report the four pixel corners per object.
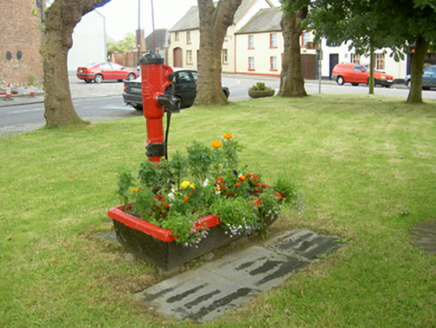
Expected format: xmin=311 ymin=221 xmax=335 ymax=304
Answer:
xmin=223 ymin=133 xmax=233 ymax=139
xmin=212 ymin=140 xmax=222 ymax=149
xmin=130 ymin=188 xmax=137 ymax=192
xmin=180 ymin=181 xmax=190 ymax=189
xmin=189 ymin=183 xmax=195 ymax=189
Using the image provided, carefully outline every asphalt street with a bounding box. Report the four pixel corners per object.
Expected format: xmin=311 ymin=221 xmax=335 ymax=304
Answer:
xmin=0 ymin=73 xmax=433 ymax=136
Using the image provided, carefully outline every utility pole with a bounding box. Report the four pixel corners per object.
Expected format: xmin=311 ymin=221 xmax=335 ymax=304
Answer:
xmin=137 ymin=0 xmax=141 ymax=65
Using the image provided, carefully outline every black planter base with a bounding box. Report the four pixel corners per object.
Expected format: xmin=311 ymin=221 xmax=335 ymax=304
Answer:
xmin=112 ymin=216 xmax=278 ymax=271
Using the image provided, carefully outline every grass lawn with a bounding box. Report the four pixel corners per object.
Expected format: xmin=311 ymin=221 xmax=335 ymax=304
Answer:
xmin=1 ymin=94 xmax=435 ymax=327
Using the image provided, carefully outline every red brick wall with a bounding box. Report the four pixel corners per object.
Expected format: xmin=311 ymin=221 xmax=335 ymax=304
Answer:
xmin=0 ymin=0 xmax=44 ymax=85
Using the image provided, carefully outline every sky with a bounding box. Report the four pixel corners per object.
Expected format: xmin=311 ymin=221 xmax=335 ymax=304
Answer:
xmin=97 ymin=0 xmax=199 ymax=41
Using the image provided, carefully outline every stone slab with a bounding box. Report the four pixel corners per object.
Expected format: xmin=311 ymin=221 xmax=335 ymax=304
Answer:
xmin=134 ymin=229 xmax=344 ymax=323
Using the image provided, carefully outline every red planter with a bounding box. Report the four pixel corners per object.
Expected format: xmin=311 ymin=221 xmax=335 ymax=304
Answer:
xmin=108 ymin=205 xmax=278 ymax=271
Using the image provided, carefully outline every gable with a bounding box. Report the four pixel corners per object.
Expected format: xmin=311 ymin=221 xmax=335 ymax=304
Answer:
xmin=235 ymin=7 xmax=282 ymax=34
xmin=169 ymin=0 xmax=275 ymax=32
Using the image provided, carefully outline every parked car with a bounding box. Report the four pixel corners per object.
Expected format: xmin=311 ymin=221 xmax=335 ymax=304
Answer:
xmin=123 ymin=68 xmax=230 ymax=110
xmin=332 ymin=63 xmax=394 ymax=87
xmin=76 ymin=62 xmax=139 ymax=84
xmin=405 ymin=65 xmax=436 ymax=90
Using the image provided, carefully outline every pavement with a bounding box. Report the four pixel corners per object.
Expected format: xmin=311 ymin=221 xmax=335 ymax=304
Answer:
xmin=0 ymin=73 xmax=124 ymax=107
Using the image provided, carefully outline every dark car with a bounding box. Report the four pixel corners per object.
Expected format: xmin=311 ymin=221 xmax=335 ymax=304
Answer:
xmin=123 ymin=68 xmax=230 ymax=110
xmin=77 ymin=62 xmax=139 ymax=84
xmin=405 ymin=65 xmax=436 ymax=89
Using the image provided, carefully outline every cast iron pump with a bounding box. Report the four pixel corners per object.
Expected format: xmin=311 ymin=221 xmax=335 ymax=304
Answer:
xmin=139 ymin=52 xmax=179 ymax=162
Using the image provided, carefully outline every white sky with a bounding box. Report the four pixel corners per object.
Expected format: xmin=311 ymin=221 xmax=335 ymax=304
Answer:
xmin=97 ymin=0 xmax=199 ymax=41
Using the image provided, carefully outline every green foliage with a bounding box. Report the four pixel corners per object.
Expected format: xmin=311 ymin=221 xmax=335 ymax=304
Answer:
xmin=187 ymin=141 xmax=214 ymax=181
xmin=116 ymin=165 xmax=135 ymax=206
xmin=210 ymin=197 xmax=260 ymax=235
xmin=107 ymin=33 xmax=136 ymax=58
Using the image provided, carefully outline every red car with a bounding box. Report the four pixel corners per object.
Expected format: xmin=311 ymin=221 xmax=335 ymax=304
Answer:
xmin=332 ymin=63 xmax=394 ymax=87
xmin=76 ymin=62 xmax=139 ymax=84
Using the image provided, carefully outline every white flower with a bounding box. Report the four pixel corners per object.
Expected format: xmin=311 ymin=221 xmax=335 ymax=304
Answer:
xmin=167 ymin=192 xmax=175 ymax=200
xmin=202 ymin=178 xmax=209 ymax=187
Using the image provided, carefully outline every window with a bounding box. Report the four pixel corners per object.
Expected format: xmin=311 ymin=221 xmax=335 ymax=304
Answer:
xmin=270 ymin=33 xmax=278 ymax=48
xmin=352 ymin=54 xmax=361 ymax=64
xmin=175 ymin=71 xmax=192 ymax=84
xmin=248 ymin=57 xmax=255 ymax=71
xmin=270 ymin=56 xmax=277 ymax=71
xmin=376 ymin=53 xmax=385 ymax=70
xmin=186 ymin=50 xmax=193 ymax=64
xmin=222 ymin=49 xmax=228 ymax=64
xmin=248 ymin=35 xmax=254 ymax=49
xmin=301 ymin=32 xmax=310 ymax=47
xmin=175 ymin=32 xmax=179 ymax=41
xmin=186 ymin=31 xmax=191 ymax=44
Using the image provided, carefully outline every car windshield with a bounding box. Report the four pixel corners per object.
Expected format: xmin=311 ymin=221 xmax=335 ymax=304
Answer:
xmin=354 ymin=65 xmax=366 ymax=72
xmin=111 ymin=63 xmax=123 ymax=70
xmin=191 ymin=71 xmax=198 ymax=82
xmin=175 ymin=71 xmax=193 ymax=84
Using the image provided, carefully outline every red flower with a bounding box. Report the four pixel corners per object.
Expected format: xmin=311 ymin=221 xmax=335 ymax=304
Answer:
xmin=253 ymin=198 xmax=261 ymax=208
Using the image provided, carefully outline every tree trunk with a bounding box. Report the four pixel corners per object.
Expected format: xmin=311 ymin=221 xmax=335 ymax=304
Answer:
xmin=43 ymin=0 xmax=111 ymax=127
xmin=407 ymin=36 xmax=430 ymax=104
xmin=195 ymin=0 xmax=242 ymax=106
xmin=278 ymin=5 xmax=307 ymax=98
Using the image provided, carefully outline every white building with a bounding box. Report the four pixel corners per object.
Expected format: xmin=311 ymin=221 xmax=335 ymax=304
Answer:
xmin=68 ymin=10 xmax=107 ymax=72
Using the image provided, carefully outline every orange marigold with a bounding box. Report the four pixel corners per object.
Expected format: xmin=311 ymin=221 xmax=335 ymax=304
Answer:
xmin=212 ymin=140 xmax=222 ymax=148
xmin=239 ymin=175 xmax=247 ymax=182
xmin=223 ymin=133 xmax=233 ymax=139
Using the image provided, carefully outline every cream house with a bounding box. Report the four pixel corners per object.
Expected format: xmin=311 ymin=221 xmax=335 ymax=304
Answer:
xmin=167 ymin=0 xmax=276 ymax=72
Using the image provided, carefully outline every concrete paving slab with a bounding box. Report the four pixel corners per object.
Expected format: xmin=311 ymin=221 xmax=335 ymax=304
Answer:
xmin=134 ymin=229 xmax=344 ymax=323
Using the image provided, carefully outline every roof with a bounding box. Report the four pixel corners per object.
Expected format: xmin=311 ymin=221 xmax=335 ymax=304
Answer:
xmin=145 ymin=29 xmax=168 ymax=50
xmin=235 ymin=7 xmax=282 ymax=34
xmin=170 ymin=0 xmax=274 ymax=32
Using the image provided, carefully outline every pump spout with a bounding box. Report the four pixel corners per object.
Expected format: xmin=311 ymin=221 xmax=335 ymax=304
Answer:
xmin=157 ymin=95 xmax=180 ymax=114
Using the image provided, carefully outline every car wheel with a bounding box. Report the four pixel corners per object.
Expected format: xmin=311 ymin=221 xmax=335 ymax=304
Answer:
xmin=351 ymin=83 xmax=359 ymax=86
xmin=85 ymin=79 xmax=92 ymax=84
xmin=133 ymin=105 xmax=143 ymax=111
xmin=337 ymin=76 xmax=345 ymax=86
xmin=405 ymin=80 xmax=410 ymax=89
xmin=223 ymin=89 xmax=229 ymax=99
xmin=94 ymin=74 xmax=103 ymax=84
xmin=127 ymin=73 xmax=136 ymax=81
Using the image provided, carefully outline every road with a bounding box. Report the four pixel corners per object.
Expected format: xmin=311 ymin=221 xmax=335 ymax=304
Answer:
xmin=1 ymin=74 xmax=435 ymax=135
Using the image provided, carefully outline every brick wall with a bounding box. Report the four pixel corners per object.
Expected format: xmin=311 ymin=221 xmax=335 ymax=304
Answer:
xmin=0 ymin=0 xmax=44 ymax=85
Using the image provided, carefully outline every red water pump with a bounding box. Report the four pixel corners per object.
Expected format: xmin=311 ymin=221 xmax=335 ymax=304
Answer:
xmin=139 ymin=52 xmax=179 ymax=162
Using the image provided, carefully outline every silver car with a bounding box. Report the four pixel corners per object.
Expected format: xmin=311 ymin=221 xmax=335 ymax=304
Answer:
xmin=405 ymin=65 xmax=436 ymax=90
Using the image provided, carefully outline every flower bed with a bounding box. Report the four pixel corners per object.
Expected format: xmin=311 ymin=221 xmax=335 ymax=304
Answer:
xmin=109 ymin=134 xmax=297 ymax=269
xmin=248 ymin=82 xmax=275 ymax=98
